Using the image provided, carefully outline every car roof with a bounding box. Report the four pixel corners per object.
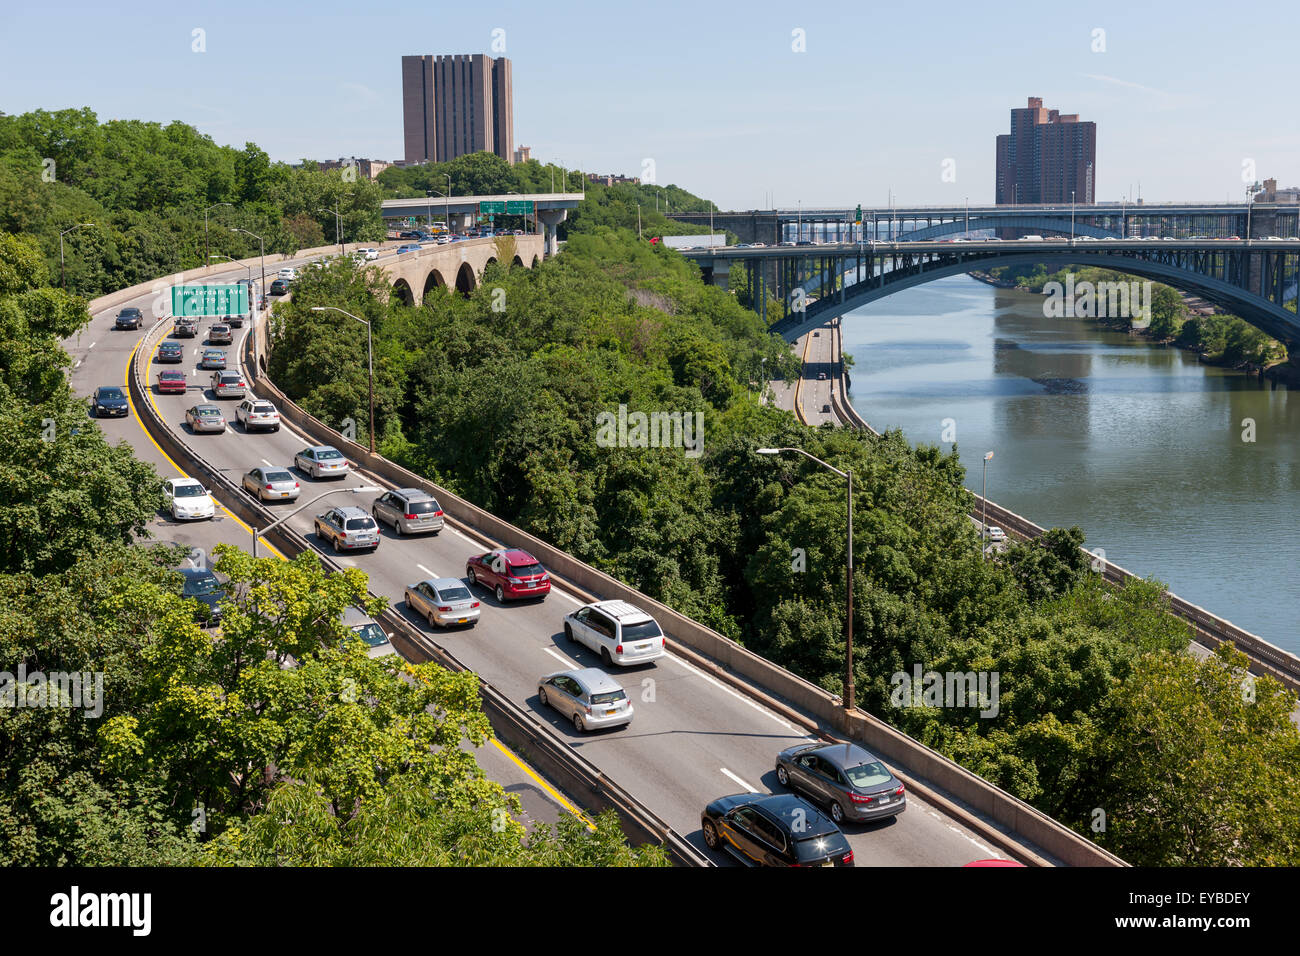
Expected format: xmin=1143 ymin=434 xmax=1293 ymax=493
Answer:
xmin=590 ymin=599 xmax=652 ymax=622
xmin=750 ymin=794 xmax=838 ymax=835
xmin=172 ymin=477 xmax=203 ymax=487
xmin=503 ymin=549 xmax=537 ymax=564
xmin=332 ymin=505 xmax=371 ymax=518
xmin=340 ymin=605 xmax=377 ymax=627
xmin=810 ymin=741 xmax=886 ymax=773
xmin=392 ymin=487 xmax=435 ymax=500
xmin=195 ymin=403 xmax=221 ymax=412
xmin=428 ymin=577 xmax=468 ymax=591
xmin=306 ymin=445 xmax=336 ymax=453
xmin=159 ymin=370 xmax=185 ymax=376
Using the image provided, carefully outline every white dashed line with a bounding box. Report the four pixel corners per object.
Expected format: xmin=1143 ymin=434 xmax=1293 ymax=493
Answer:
xmin=88 ymin=342 xmax=96 ymax=350
xmin=543 ymin=646 xmax=577 ymax=667
xmin=720 ymin=768 xmax=757 ymax=793
xmin=417 ymin=563 xmax=436 ymax=578
xmin=262 ymin=458 xmax=275 ymax=467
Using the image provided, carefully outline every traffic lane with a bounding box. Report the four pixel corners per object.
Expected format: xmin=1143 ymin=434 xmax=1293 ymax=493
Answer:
xmin=148 ymin=382 xmax=1015 ymax=866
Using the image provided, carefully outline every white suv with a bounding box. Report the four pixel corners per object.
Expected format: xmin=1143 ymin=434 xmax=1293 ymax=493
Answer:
xmin=563 ymin=600 xmax=667 ymax=667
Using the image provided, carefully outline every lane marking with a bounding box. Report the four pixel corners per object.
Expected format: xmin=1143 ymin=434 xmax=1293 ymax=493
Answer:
xmin=489 ymin=738 xmax=594 ymax=830
xmin=417 ymin=563 xmax=436 ymax=578
xmin=720 ymin=767 xmax=757 ymax=793
xmin=88 ymin=341 xmax=96 ymax=350
xmin=668 ymin=650 xmax=797 ymax=732
xmin=543 ymin=646 xmax=576 ymax=667
xmin=261 ymin=458 xmax=275 ymax=467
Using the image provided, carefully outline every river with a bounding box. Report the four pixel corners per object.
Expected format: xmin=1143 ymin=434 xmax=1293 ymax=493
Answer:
xmin=842 ymin=274 xmax=1300 ymax=656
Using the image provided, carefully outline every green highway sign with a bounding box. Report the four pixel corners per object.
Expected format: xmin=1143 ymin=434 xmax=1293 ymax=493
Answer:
xmin=479 ymin=201 xmax=506 ymax=214
xmin=171 ymin=283 xmax=248 ymax=317
xmin=505 ymin=200 xmax=535 ymax=215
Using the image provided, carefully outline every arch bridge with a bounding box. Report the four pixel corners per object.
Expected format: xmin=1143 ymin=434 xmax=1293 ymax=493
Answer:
xmin=380 ymin=234 xmax=545 ymax=306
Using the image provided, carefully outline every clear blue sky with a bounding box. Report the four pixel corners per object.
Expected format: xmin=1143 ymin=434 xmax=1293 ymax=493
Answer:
xmin=3 ymin=0 xmax=1297 ymax=207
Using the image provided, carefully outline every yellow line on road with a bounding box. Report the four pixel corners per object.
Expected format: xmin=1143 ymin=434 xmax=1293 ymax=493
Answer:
xmin=124 ymin=330 xmax=285 ymax=560
xmin=489 ymin=738 xmax=594 ymax=829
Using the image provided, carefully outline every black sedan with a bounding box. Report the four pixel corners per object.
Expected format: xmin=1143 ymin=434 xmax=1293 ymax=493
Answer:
xmin=701 ymin=793 xmax=854 ymax=867
xmin=90 ymin=385 xmax=129 ymax=417
xmin=176 ymin=567 xmax=227 ymax=627
xmin=157 ymin=341 xmax=185 ymax=363
xmin=776 ymin=741 xmax=907 ymax=824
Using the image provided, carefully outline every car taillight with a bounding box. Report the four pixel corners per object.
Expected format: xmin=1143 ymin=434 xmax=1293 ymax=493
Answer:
xmin=294 ymin=482 xmax=299 ymax=488
xmin=404 ymin=513 xmax=417 ymax=520
xmin=508 ymin=577 xmax=522 ymax=584
xmin=437 ymin=606 xmax=451 ymax=612
xmin=433 ymin=510 xmax=444 ymax=517
xmin=265 ymin=484 xmax=273 ymax=490
xmin=850 ymin=792 xmax=873 ymax=804
xmin=842 ymin=851 xmax=854 ymax=864
xmin=471 ymin=601 xmax=480 ymax=608
xmin=616 ymin=645 xmax=624 ymax=655
xmin=895 ymin=785 xmax=905 ymax=796
xmin=338 ymin=532 xmax=346 ymax=539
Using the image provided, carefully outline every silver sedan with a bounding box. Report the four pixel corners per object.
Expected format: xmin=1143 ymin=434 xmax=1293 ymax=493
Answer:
xmin=241 ymin=467 xmax=300 ymax=502
xmin=538 ymin=668 xmax=634 ymax=732
xmin=185 ymin=404 xmax=226 ymax=433
xmin=404 ymin=577 xmax=480 ymax=628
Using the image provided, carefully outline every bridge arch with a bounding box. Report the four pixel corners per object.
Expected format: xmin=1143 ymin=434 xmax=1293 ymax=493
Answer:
xmin=422 ymin=268 xmax=448 ymax=299
xmin=512 ymin=255 xmax=525 ymax=268
xmin=391 ymin=278 xmax=414 ymax=307
xmin=780 ymin=251 xmax=1300 ymax=348
xmin=454 ymin=261 xmax=477 ymax=294
xmin=905 ymin=217 xmax=1118 ymax=241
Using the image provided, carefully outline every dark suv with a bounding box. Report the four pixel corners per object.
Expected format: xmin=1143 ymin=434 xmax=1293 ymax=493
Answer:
xmin=701 ymin=793 xmax=854 ymax=867
xmin=115 ymin=307 xmax=143 ymax=330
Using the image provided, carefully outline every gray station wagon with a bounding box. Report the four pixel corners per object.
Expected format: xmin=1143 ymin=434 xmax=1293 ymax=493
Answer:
xmin=538 ymin=667 xmax=634 ymax=732
xmin=314 ymin=505 xmax=380 ymax=553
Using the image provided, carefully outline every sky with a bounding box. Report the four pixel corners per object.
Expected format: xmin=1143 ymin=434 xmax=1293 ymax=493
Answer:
xmin=3 ymin=0 xmax=1298 ymax=208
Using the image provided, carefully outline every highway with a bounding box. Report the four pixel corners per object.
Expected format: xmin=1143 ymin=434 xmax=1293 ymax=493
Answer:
xmin=71 ymin=255 xmax=1032 ymax=866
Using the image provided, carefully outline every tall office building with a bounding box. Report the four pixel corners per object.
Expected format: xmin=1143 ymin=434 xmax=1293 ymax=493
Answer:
xmin=995 ymin=96 xmax=1095 ymax=204
xmin=402 ymin=54 xmax=514 ymax=165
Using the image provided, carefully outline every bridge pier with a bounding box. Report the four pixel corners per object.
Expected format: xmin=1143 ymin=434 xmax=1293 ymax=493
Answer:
xmin=537 ymin=208 xmax=568 ymax=258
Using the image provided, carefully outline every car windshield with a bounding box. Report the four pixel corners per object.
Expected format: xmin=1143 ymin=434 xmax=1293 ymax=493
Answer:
xmin=265 ymin=471 xmax=293 ymax=483
xmin=843 ymin=760 xmax=892 ymax=789
xmin=344 ymin=518 xmax=375 ymax=531
xmin=173 ymin=484 xmax=205 ymax=497
xmin=437 ymin=586 xmax=471 ymax=602
xmin=120 ymin=309 xmax=140 ymax=316
xmin=510 ymin=562 xmax=544 ymax=576
xmin=350 ymin=622 xmax=389 ymax=647
xmin=182 ymin=573 xmax=222 ymax=596
xmin=97 ymin=388 xmax=124 ymax=400
xmin=794 ymin=834 xmax=845 ymax=863
xmin=621 ymin=619 xmax=662 ymax=641
xmin=317 ymin=450 xmax=343 ymax=460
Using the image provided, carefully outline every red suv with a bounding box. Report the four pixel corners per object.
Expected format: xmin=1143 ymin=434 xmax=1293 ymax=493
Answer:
xmin=466 ymin=549 xmax=551 ymax=602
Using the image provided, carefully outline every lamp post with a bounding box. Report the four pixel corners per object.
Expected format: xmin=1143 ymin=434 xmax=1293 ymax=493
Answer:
xmin=252 ymin=485 xmax=379 ymax=558
xmin=964 ymin=196 xmax=969 ymax=236
xmin=1071 ymin=190 xmax=1076 ymax=242
xmin=204 ymin=202 xmax=233 ymax=272
xmin=444 ymin=174 xmax=451 ymax=236
xmin=981 ymin=450 xmax=994 ymax=557
xmin=312 ymin=306 xmax=374 ymax=454
xmin=230 ymin=227 xmax=265 ymax=371
xmin=755 ymin=446 xmax=855 ymax=714
xmin=59 ymin=223 xmax=93 ymax=291
xmin=317 ymin=204 xmax=342 ymax=251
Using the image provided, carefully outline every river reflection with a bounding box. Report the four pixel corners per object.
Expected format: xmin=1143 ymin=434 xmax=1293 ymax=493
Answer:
xmin=843 ymin=274 xmax=1299 ymax=654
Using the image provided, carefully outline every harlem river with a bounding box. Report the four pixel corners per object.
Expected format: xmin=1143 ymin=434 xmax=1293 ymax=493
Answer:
xmin=842 ymin=274 xmax=1300 ymax=656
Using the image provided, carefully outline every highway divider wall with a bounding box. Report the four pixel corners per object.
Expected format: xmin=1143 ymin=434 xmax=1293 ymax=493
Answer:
xmin=244 ymin=331 xmax=1127 ymax=867
xmin=128 ymin=315 xmax=708 ymax=867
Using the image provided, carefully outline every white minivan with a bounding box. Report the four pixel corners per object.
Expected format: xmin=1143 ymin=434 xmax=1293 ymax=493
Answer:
xmin=562 ymin=600 xmax=667 ymax=667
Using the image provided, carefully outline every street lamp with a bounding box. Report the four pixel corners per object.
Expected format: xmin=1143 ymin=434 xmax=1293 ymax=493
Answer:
xmin=230 ymin=227 xmax=266 ymax=371
xmin=204 ymin=202 xmax=233 ymax=271
xmin=312 ymin=306 xmax=375 ymax=454
xmin=1071 ymin=190 xmax=1076 ymax=242
xmin=755 ymin=446 xmax=855 ymax=714
xmin=317 ymin=204 xmax=343 ymax=251
xmin=981 ymin=451 xmax=994 ymax=557
xmin=252 ymin=485 xmax=379 ymax=558
xmin=59 ymin=223 xmax=93 ymax=290
xmin=444 ymin=174 xmax=452 ymax=236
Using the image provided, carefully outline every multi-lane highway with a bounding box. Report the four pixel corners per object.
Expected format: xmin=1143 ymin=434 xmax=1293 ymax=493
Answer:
xmin=70 ymin=254 xmax=1030 ymax=866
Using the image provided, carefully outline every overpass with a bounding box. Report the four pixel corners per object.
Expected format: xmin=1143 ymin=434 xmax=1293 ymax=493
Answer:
xmin=668 ymin=202 xmax=1300 ymax=245
xmin=381 ymin=192 xmax=583 ymax=257
xmin=378 ymin=233 xmax=545 ymax=306
xmin=680 ymin=237 xmax=1300 ymax=349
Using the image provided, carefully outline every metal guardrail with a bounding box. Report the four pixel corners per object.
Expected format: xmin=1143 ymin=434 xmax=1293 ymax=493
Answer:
xmin=129 ymin=316 xmax=710 ymax=867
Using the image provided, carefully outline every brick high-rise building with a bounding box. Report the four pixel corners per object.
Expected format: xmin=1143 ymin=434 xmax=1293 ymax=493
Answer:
xmin=995 ymin=96 xmax=1095 ymax=205
xmin=402 ymin=54 xmax=514 ymax=165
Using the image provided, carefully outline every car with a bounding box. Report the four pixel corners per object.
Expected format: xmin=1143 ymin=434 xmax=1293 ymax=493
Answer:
xmin=466 ymin=549 xmax=551 ymax=602
xmin=210 ymin=370 xmax=246 ymax=399
xmin=1019 ymin=235 xmax=1044 ymax=241
xmin=398 ymin=231 xmax=421 ymax=240
xmin=314 ymin=506 xmax=380 ymax=553
xmin=115 ymin=307 xmax=143 ymax=330
xmin=371 ymin=487 xmax=444 ymax=536
xmin=294 ymin=445 xmax=350 ymax=479
xmin=208 ymin=324 xmax=233 ymax=345
xmin=241 ymin=466 xmax=300 ymax=502
xmin=227 ymin=311 xmax=244 ymax=328
xmin=435 ymin=236 xmax=450 ymax=245
xmin=812 ymin=330 xmax=820 ymax=337
xmin=538 ymin=668 xmax=633 ymax=731
xmin=235 ymin=399 xmax=280 ymax=432
xmin=405 ymin=577 xmax=481 ymax=628
xmin=750 ymin=242 xmax=766 ymax=248
xmin=185 ymin=403 xmax=226 ymax=433
xmin=357 ymin=247 xmax=380 ymax=261
xmin=157 ymin=370 xmax=187 ymax=394
xmin=164 ymin=477 xmax=216 ymax=521
xmin=700 ymin=793 xmax=854 ymax=867
xmin=90 ymin=385 xmax=129 ymax=417
xmin=341 ymin=605 xmax=395 ymax=658
xmin=396 ymin=244 xmax=421 ymax=255
xmin=562 ymin=600 xmax=666 ymax=667
xmin=821 ymin=403 xmax=831 ymax=413
xmin=277 ymin=267 xmax=298 ymax=281
xmin=175 ymin=567 xmax=227 ymax=626
xmin=269 ymin=278 xmax=291 ymax=296
xmin=157 ymin=341 xmax=185 ymax=363
xmin=775 ymin=741 xmax=907 ymax=824
xmin=987 ymin=526 xmax=1007 ymax=543
xmin=200 ymin=348 xmax=226 ymax=370
xmin=173 ymin=317 xmax=199 ymax=338
xmin=817 ymin=371 xmax=827 ymax=380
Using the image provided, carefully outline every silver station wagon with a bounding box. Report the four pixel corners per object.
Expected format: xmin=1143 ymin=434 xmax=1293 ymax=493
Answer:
xmin=405 ymin=577 xmax=480 ymax=629
xmin=538 ymin=668 xmax=634 ymax=732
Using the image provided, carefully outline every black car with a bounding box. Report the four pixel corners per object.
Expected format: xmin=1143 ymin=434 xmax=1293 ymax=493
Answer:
xmin=269 ymin=278 xmax=290 ymax=296
xmin=115 ymin=307 xmax=143 ymax=330
xmin=157 ymin=341 xmax=184 ymax=363
xmin=701 ymin=793 xmax=854 ymax=867
xmin=398 ymin=230 xmax=421 ymax=240
xmin=177 ymin=567 xmax=227 ymax=627
xmin=776 ymin=741 xmax=907 ymax=824
xmin=90 ymin=385 xmax=129 ymax=417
